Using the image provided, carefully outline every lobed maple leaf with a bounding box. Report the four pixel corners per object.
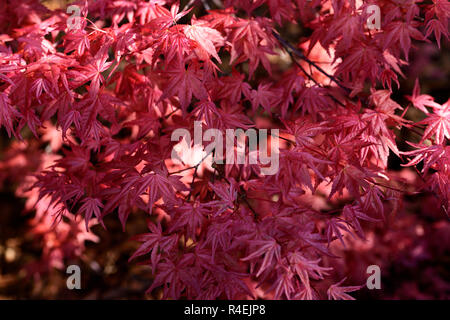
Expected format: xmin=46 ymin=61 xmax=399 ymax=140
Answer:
xmin=78 ymin=197 xmax=104 ymax=230
xmin=327 ymin=277 xmax=364 ymax=300
xmin=241 ymin=238 xmax=282 ymax=277
xmin=406 ymin=79 xmax=441 ymax=114
xmin=418 ymin=102 xmax=450 ymax=144
xmin=160 ymin=62 xmax=208 ymax=113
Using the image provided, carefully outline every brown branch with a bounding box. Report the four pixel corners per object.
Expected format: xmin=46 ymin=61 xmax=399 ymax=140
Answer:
xmin=273 ymin=31 xmax=350 ymax=93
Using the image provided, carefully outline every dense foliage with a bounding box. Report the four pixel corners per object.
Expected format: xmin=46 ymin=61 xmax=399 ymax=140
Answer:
xmin=0 ymin=0 xmax=448 ymax=299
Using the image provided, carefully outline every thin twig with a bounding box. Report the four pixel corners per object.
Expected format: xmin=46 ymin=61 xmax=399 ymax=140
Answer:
xmin=281 ymin=37 xmax=348 ymax=108
xmin=273 ymin=32 xmax=350 ymax=93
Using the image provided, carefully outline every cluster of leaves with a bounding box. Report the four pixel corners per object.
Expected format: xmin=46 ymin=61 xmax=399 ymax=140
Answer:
xmin=0 ymin=0 xmax=448 ymax=299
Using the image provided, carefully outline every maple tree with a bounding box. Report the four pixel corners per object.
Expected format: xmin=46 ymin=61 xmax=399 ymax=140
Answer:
xmin=0 ymin=0 xmax=448 ymax=299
